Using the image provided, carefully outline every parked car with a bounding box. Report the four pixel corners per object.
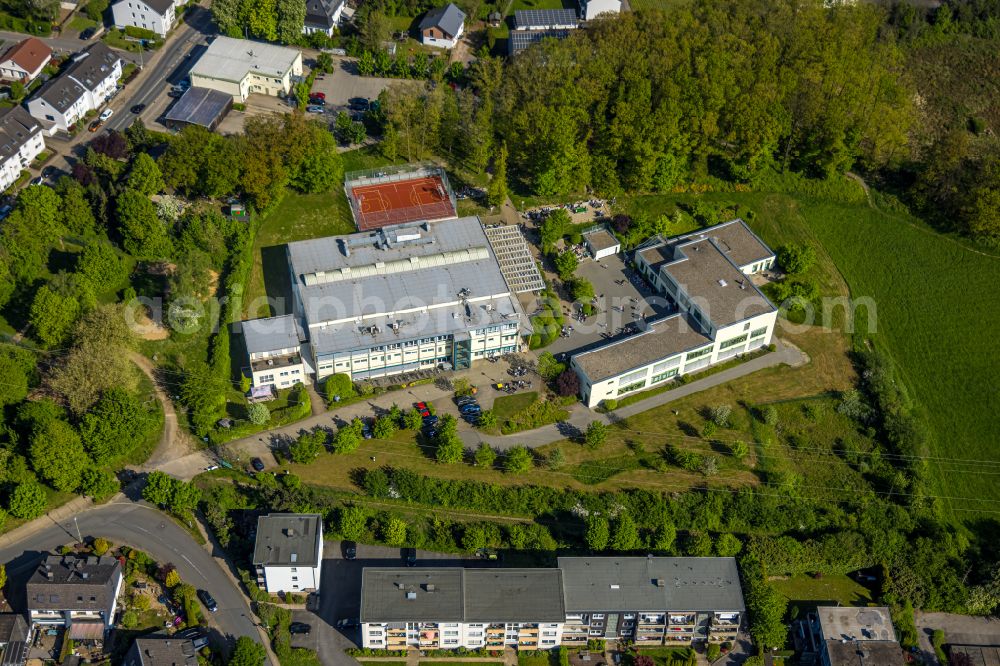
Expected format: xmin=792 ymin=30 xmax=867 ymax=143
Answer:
xmin=422 ymin=414 xmax=439 ymax=426
xmin=310 ymin=91 xmax=326 ymax=100
xmin=306 ymin=105 xmax=325 ymax=113
xmin=348 ymin=97 xmax=369 ymax=110
xmin=175 ymin=627 xmax=208 ymax=649
xmin=289 ymin=622 xmax=311 ymax=634
xmin=167 ymin=89 xmax=183 ymax=98
xmin=29 ymin=176 xmax=43 ymax=186
xmin=336 ymin=618 xmax=359 ymax=629
xmin=99 ymin=108 xmax=114 ymax=121
xmin=80 ymin=27 xmax=96 ymax=40
xmin=308 ymin=96 xmax=325 ymax=105
xmin=456 ymin=396 xmax=477 ymax=406
xmin=250 ymin=457 xmax=265 ymax=472
xmin=343 ymin=541 xmax=357 ymax=560
xmin=204 ymin=465 xmax=219 ymax=472
xmin=415 ymin=401 xmax=430 ymax=417
xmin=403 ymin=548 xmax=416 ymax=567
xmin=197 ymin=589 xmax=217 ymax=612
xmin=361 ymin=419 xmax=373 ymax=439
xmin=88 ymin=120 xmax=103 ymax=132
xmin=130 ymin=103 xmax=146 ymax=114
xmin=0 ymin=204 xmax=12 ymax=220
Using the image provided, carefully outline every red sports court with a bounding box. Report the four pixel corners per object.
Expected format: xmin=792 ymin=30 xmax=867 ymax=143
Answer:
xmin=346 ymin=166 xmax=458 ymax=231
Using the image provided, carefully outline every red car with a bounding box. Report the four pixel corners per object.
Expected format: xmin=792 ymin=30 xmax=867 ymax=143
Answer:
xmin=415 ymin=401 xmax=430 ymax=417
xmin=309 ymin=91 xmax=326 ymax=100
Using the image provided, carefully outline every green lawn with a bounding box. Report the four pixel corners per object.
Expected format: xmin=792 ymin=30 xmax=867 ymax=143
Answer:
xmin=800 ymin=200 xmax=1000 ymax=518
xmin=771 ymin=573 xmax=873 ymax=609
xmin=491 ymin=391 xmax=538 ymax=421
xmin=67 ymin=14 xmax=97 ymax=31
xmin=518 ymin=653 xmax=557 ymax=666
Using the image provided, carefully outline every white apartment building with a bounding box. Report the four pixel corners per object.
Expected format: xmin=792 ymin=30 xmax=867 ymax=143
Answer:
xmin=240 ymin=315 xmax=306 ymax=390
xmin=26 ymin=43 xmax=122 ymax=132
xmin=189 ymin=36 xmax=302 ymax=102
xmin=285 ymin=217 xmax=529 ymax=384
xmin=26 ymin=555 xmax=123 ymax=640
xmin=361 ymin=569 xmax=566 ymax=650
xmin=572 ymin=219 xmax=777 ymax=408
xmin=111 ymin=0 xmax=178 ymax=37
xmin=252 ymin=513 xmax=324 ymax=595
xmin=0 ymin=106 xmax=46 ymax=191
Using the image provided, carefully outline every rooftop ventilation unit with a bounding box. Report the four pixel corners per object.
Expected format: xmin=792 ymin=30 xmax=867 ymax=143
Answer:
xmin=655 ymin=578 xmax=666 ymax=587
xmin=406 ymin=592 xmax=417 ymax=600
xmin=718 ymin=279 xmax=728 ymax=287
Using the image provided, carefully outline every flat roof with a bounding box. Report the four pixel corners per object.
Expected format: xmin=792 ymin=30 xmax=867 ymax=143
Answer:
xmin=287 ymin=217 xmax=524 ymax=354
xmin=662 ymin=236 xmax=774 ymax=328
xmin=191 ymin=36 xmax=300 ymax=84
xmin=482 ymin=223 xmax=545 ymax=293
xmin=509 ymin=28 xmax=573 ymax=55
xmin=361 ymin=568 xmax=565 ymax=623
xmin=584 ymin=228 xmax=620 ymax=253
xmin=673 ymin=219 xmax=774 ymax=269
xmin=817 ymin=607 xmax=896 ymax=643
xmin=241 ymin=314 xmax=303 ymax=354
xmin=949 ymin=645 xmax=1000 ymax=666
xmin=572 ymin=313 xmax=711 ymax=382
xmin=164 ymin=86 xmax=231 ymax=128
xmin=252 ymin=513 xmax=323 ymax=567
xmin=824 ymin=640 xmax=905 ymax=665
xmin=558 ymin=557 xmax=745 ymax=612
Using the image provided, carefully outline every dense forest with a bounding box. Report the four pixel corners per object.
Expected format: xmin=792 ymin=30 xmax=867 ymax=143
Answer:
xmin=375 ymin=0 xmax=1000 ymax=247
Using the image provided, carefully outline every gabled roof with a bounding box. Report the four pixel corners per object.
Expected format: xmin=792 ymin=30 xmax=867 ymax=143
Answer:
xmin=418 ymin=3 xmax=466 ymax=38
xmin=0 ymin=38 xmax=51 ymax=74
xmin=304 ymin=0 xmax=344 ymax=28
xmin=126 ymin=635 xmax=198 ymax=666
xmin=113 ymin=0 xmax=175 ymax=15
xmin=35 ymin=74 xmax=87 ymax=113
xmin=64 ymin=42 xmax=121 ymax=91
xmin=26 ymin=554 xmax=122 ymax=613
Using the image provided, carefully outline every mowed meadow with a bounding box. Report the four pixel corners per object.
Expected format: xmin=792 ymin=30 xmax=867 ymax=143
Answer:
xmin=802 ymin=200 xmax=1000 ymax=518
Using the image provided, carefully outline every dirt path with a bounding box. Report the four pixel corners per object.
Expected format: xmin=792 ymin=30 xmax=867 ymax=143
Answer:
xmin=130 ymin=351 xmax=197 ymax=468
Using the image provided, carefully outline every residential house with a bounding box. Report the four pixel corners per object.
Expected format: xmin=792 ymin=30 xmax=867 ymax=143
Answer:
xmin=302 ymin=0 xmax=345 ymax=37
xmin=418 ymin=4 xmax=466 ymax=49
xmin=252 ymin=513 xmax=324 ymax=594
xmin=0 ymin=106 xmax=46 ymax=192
xmin=26 ymin=43 xmax=122 ymax=132
xmin=571 ymin=219 xmax=777 ymax=408
xmin=26 ymin=554 xmax=123 ymax=641
xmin=0 ymin=614 xmax=29 ymax=666
xmin=812 ymin=607 xmax=905 ymax=666
xmin=361 ymin=568 xmax=566 ymax=650
xmin=285 ymin=216 xmax=528 ymax=384
xmin=111 ymin=0 xmax=178 ymax=38
xmin=124 ymin=634 xmax=198 ymax=666
xmin=578 ymin=0 xmax=620 ymax=20
xmin=189 ymin=36 xmax=302 ymax=102
xmin=240 ymin=314 xmax=306 ymax=390
xmin=0 ymin=38 xmax=52 ymax=84
xmin=558 ymin=557 xmax=744 ymax=646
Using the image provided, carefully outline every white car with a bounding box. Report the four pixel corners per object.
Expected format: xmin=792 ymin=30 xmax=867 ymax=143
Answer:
xmin=99 ymin=108 xmax=114 ymax=121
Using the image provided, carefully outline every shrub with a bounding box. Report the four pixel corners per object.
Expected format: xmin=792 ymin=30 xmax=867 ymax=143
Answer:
xmin=759 ymin=404 xmax=779 ymax=426
xmin=324 ymin=373 xmax=356 ymax=401
xmin=709 ymin=404 xmax=732 ymax=427
xmin=701 ymin=420 xmax=717 ymax=437
xmin=92 ymin=538 xmax=110 ymax=556
xmin=556 ymin=369 xmax=580 ymax=397
xmin=247 ymin=402 xmax=269 ymax=425
xmin=474 ymin=443 xmax=497 ymax=468
xmin=706 ymin=643 xmax=721 ymax=661
xmin=503 ymin=446 xmax=533 ymax=474
xmin=124 ymin=25 xmax=158 ymax=40
xmin=585 ymin=421 xmax=607 ymax=449
xmin=931 ymin=629 xmax=946 ymax=663
xmin=476 ymin=409 xmax=498 ymax=431
xmin=776 ymin=243 xmax=816 ymax=275
xmin=602 ymin=398 xmax=618 ymax=410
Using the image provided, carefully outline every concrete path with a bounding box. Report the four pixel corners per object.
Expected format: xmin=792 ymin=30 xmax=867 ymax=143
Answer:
xmin=156 ymin=338 xmax=806 ymax=478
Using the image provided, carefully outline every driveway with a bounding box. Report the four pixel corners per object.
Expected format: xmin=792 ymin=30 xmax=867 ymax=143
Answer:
xmin=311 ymin=59 xmax=404 ymax=109
xmin=0 ymin=501 xmax=270 ymax=662
xmin=296 ymin=540 xmax=497 ymax=666
xmin=916 ymin=611 xmax=1000 ymax=665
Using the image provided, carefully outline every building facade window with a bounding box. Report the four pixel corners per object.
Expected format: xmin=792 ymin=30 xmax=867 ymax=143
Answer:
xmin=686 ymin=347 xmax=711 ymax=361
xmin=719 ymin=334 xmax=749 ymax=349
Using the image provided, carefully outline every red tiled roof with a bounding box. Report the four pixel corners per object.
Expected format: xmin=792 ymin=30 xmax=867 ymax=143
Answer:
xmin=2 ymin=38 xmax=52 ymax=75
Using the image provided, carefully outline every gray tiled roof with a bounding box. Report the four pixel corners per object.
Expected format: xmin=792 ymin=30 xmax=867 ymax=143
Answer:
xmin=0 ymin=106 xmax=41 ymax=161
xmin=125 ymin=635 xmax=198 ymax=666
xmin=35 ymin=74 xmax=87 ymax=113
xmin=360 ymin=568 xmax=565 ymax=623
xmin=241 ymin=315 xmax=303 ymax=354
xmin=572 ymin=313 xmax=711 ymax=382
xmin=252 ymin=513 xmax=323 ymax=567
xmin=419 ymin=3 xmax=466 ymax=38
xmin=26 ymin=554 xmax=121 ymax=612
xmin=164 ymin=86 xmax=231 ymax=128
xmin=513 ymin=8 xmax=579 ymax=29
xmin=305 ymin=0 xmax=344 ymax=28
xmin=558 ymin=557 xmax=745 ymax=612
xmin=65 ymin=42 xmax=120 ymax=92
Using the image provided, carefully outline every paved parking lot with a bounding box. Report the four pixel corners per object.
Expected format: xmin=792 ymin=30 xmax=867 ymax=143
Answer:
xmin=311 ymin=58 xmax=410 ymax=110
xmin=916 ymin=611 xmax=1000 ymax=664
xmin=292 ymin=540 xmax=497 ymax=666
xmin=543 ymin=253 xmax=674 ymax=357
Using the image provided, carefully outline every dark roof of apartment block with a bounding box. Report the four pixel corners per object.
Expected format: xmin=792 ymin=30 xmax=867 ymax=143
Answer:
xmin=0 ymin=106 xmax=41 ymax=161
xmin=252 ymin=513 xmax=323 ymax=567
xmin=26 ymin=554 xmax=121 ymax=612
xmin=558 ymin=557 xmax=745 ymax=612
xmin=65 ymin=42 xmax=121 ymax=91
xmin=304 ymin=0 xmax=344 ymax=28
xmin=126 ymin=635 xmax=199 ymax=666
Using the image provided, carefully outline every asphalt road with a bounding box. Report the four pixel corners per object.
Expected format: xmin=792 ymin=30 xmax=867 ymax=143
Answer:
xmin=105 ymin=5 xmax=216 ymax=133
xmin=0 ymin=501 xmax=268 ymax=659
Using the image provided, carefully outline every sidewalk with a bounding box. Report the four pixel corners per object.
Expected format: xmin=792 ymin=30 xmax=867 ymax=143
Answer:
xmin=0 ymin=495 xmax=97 ymax=550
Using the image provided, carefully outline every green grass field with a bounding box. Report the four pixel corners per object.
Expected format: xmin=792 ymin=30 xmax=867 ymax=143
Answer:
xmin=771 ymin=573 xmax=873 ymax=609
xmin=800 ymin=200 xmax=1000 ymax=518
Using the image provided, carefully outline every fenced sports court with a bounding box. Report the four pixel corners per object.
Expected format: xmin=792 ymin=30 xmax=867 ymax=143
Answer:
xmin=345 ymin=164 xmax=458 ymax=231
